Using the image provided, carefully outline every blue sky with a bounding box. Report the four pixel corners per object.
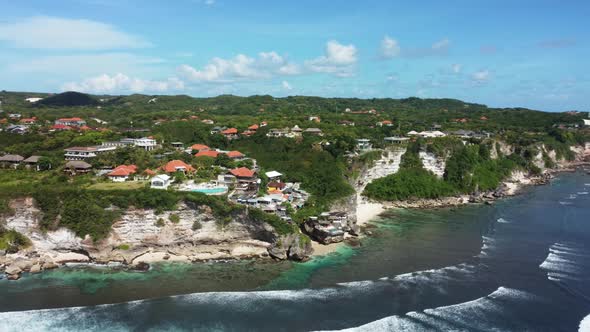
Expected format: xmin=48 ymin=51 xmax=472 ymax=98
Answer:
xmin=0 ymin=0 xmax=588 ymax=112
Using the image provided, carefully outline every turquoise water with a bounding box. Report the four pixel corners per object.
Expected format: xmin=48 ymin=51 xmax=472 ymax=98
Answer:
xmin=191 ymin=187 xmax=227 ymax=194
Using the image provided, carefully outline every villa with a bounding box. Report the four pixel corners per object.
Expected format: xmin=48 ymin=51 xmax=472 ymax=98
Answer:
xmin=162 ymin=160 xmax=195 ymax=174
xmin=64 ymin=145 xmax=116 ymax=160
xmin=0 ymin=154 xmax=24 ymax=168
xmin=107 ymin=165 xmax=138 ymax=182
xmin=226 ymin=150 xmax=245 ymax=160
xmin=195 ymin=150 xmax=220 ymax=158
xmin=356 ymin=139 xmax=372 ymax=151
xmin=304 ymin=128 xmax=323 ymax=136
xmin=190 ymin=144 xmax=210 ymax=152
xmin=221 ymin=128 xmax=239 ymax=139
xmin=64 ymin=160 xmax=92 ymax=175
xmin=55 ymin=117 xmax=86 ymax=127
xmin=151 ymin=174 xmax=172 ymax=189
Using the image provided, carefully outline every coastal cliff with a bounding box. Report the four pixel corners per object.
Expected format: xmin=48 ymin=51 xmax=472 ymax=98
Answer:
xmin=346 ymin=142 xmax=590 ymax=224
xmin=0 ymin=199 xmax=311 ymax=280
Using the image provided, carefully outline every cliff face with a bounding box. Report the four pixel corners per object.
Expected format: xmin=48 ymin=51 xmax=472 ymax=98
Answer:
xmin=1 ymin=198 xmax=307 ymax=279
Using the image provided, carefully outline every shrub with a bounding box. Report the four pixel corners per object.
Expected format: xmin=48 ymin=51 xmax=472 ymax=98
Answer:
xmin=156 ymin=218 xmax=165 ymax=227
xmin=169 ymin=213 xmax=180 ymax=224
xmin=115 ymin=244 xmax=130 ymax=250
xmin=192 ymin=220 xmax=202 ymax=231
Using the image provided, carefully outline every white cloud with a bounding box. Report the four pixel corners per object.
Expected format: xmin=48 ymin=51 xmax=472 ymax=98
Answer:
xmin=282 ymin=80 xmax=293 ymax=90
xmin=62 ymin=73 xmax=184 ymax=93
xmin=205 ymin=0 xmax=216 ymax=5
xmin=380 ymin=36 xmax=401 ymax=58
xmin=382 ymin=37 xmax=451 ymax=58
xmin=432 ymin=38 xmax=450 ymax=50
xmin=0 ymin=16 xmax=150 ymax=50
xmin=452 ymin=64 xmax=462 ymax=74
xmin=178 ymin=51 xmax=299 ymax=82
xmin=305 ymin=40 xmax=358 ymax=77
xmin=471 ymin=70 xmax=490 ymax=83
xmin=7 ymin=53 xmax=165 ymax=77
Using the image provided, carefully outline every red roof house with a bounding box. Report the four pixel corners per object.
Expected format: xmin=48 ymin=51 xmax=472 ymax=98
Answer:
xmin=222 ymin=128 xmax=238 ymax=135
xmin=248 ymin=124 xmax=259 ymax=131
xmin=51 ymin=124 xmax=72 ymax=131
xmin=190 ymin=144 xmax=210 ymax=152
xmin=195 ymin=150 xmax=220 ymax=158
xmin=226 ymin=151 xmax=245 ymax=159
xmin=230 ymin=167 xmax=255 ymax=178
xmin=162 ymin=160 xmax=195 ymax=173
xmin=107 ymin=165 xmax=138 ymax=181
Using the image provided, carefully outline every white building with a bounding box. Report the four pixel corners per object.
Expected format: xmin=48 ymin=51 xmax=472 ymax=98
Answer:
xmin=151 ymin=174 xmax=171 ymax=189
xmin=25 ymin=97 xmax=43 ymax=103
xmin=134 ymin=137 xmax=157 ymax=151
xmin=64 ymin=146 xmax=116 ymax=160
xmin=583 ymin=119 xmax=590 ymax=126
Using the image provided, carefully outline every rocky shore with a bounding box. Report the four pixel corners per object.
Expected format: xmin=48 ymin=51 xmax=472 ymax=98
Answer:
xmin=0 ymin=200 xmax=312 ymax=280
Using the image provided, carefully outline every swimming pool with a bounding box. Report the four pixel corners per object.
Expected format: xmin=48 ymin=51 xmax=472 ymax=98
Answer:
xmin=191 ymin=187 xmax=228 ymax=195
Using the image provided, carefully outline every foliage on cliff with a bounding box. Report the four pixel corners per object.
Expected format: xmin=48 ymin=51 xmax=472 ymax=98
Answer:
xmin=0 ymin=225 xmax=31 ymax=252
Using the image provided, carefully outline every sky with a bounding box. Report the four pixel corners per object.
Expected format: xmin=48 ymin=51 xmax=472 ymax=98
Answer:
xmin=0 ymin=0 xmax=588 ymax=112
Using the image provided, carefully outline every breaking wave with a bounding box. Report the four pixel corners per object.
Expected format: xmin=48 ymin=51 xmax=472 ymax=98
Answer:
xmin=319 ymin=287 xmax=541 ymax=332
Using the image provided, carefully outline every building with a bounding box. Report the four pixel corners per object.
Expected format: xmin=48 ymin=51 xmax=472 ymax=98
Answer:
xmin=23 ymin=156 xmax=43 ymax=170
xmin=384 ymin=137 xmax=410 ymax=144
xmin=151 ymin=174 xmax=171 ymax=189
xmin=162 ymin=160 xmax=195 ymax=174
xmin=230 ymin=167 xmax=257 ymax=191
xmin=5 ymin=125 xmax=28 ymax=134
xmin=226 ymin=150 xmax=245 ymax=160
xmin=338 ymin=120 xmax=355 ymax=126
xmin=0 ymin=154 xmax=24 ymax=168
xmin=107 ymin=165 xmax=138 ymax=182
xmin=584 ymin=119 xmax=590 ymax=126
xmin=308 ymin=116 xmax=321 ymax=122
xmin=19 ymin=117 xmax=37 ymax=125
xmin=171 ymin=142 xmax=184 ymax=150
xmin=377 ymin=120 xmax=393 ymax=127
xmin=195 ymin=150 xmax=220 ymax=158
xmin=221 ymin=128 xmax=239 ymax=139
xmin=25 ymin=97 xmax=43 ymax=103
xmin=304 ymin=212 xmax=350 ymax=244
xmin=356 ymin=139 xmax=372 ymax=151
xmin=266 ymin=128 xmax=289 ymax=138
xmin=64 ymin=145 xmax=116 ymax=160
xmin=265 ymin=171 xmax=282 ymax=181
xmin=55 ymin=117 xmax=86 ymax=127
xmin=64 ymin=160 xmax=92 ymax=175
xmin=190 ymin=144 xmax=210 ymax=152
xmin=134 ymin=137 xmax=157 ymax=151
xmin=304 ymin=128 xmax=323 ymax=136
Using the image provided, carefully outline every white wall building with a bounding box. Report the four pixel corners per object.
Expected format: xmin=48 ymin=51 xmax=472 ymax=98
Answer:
xmin=151 ymin=175 xmax=171 ymax=189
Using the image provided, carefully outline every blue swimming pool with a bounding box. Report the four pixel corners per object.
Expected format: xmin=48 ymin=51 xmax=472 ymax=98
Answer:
xmin=191 ymin=187 xmax=228 ymax=194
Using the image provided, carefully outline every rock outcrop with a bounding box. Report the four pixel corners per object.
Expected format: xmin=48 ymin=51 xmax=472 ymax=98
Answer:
xmin=1 ymin=200 xmax=312 ymax=279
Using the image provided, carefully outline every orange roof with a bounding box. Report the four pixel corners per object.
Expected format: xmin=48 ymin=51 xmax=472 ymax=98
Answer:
xmin=0 ymin=119 xmax=7 ymax=124
xmin=195 ymin=150 xmax=219 ymax=158
xmin=222 ymin=128 xmax=238 ymax=135
xmin=191 ymin=144 xmax=210 ymax=151
xmin=230 ymin=167 xmax=255 ymax=178
xmin=51 ymin=124 xmax=72 ymax=130
xmin=79 ymin=125 xmax=91 ymax=131
xmin=162 ymin=160 xmax=195 ymax=173
xmin=58 ymin=117 xmax=83 ymax=122
xmin=248 ymin=124 xmax=259 ymax=130
xmin=382 ymin=120 xmax=392 ymax=124
xmin=143 ymin=169 xmax=157 ymax=176
xmin=108 ymin=165 xmax=137 ymax=177
xmin=226 ymin=150 xmax=244 ymax=158
xmin=20 ymin=118 xmax=37 ymax=123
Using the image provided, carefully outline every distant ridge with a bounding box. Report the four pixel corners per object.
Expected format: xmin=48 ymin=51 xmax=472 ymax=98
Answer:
xmin=35 ymin=91 xmax=99 ymax=107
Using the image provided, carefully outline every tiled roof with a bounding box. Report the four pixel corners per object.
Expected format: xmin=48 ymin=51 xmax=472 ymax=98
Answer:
xmin=230 ymin=167 xmax=255 ymax=178
xmin=195 ymin=150 xmax=219 ymax=158
xmin=162 ymin=160 xmax=195 ymax=173
xmin=226 ymin=150 xmax=244 ymax=158
xmin=108 ymin=165 xmax=137 ymax=177
xmin=222 ymin=128 xmax=238 ymax=134
xmin=190 ymin=144 xmax=210 ymax=151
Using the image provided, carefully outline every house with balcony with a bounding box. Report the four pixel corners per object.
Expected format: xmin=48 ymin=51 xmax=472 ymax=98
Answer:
xmin=55 ymin=117 xmax=86 ymax=127
xmin=151 ymin=174 xmax=171 ymax=189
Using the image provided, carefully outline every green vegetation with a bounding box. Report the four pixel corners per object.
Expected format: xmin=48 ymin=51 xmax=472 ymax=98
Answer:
xmin=0 ymin=226 xmax=31 ymax=252
xmin=364 ymin=142 xmax=456 ymax=201
xmin=169 ymin=213 xmax=180 ymax=224
xmin=156 ymin=218 xmax=165 ymax=227
xmin=248 ymin=208 xmax=297 ymax=235
xmin=364 ymin=140 xmax=530 ymax=201
xmin=192 ymin=220 xmax=202 ymax=231
xmin=115 ymin=244 xmax=131 ymax=250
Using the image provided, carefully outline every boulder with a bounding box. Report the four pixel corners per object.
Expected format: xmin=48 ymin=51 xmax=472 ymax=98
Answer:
xmin=30 ymin=263 xmax=42 ymax=274
xmin=132 ymin=262 xmax=150 ymax=272
xmin=5 ymin=265 xmax=22 ymax=280
xmin=268 ymin=234 xmax=313 ymax=261
xmin=43 ymin=262 xmax=58 ymax=270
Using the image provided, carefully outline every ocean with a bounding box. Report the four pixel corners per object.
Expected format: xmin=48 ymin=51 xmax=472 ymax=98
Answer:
xmin=0 ymin=171 xmax=589 ymax=331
